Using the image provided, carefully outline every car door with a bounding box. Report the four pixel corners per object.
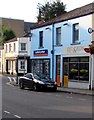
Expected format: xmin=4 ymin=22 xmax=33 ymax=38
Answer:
xmin=23 ymin=74 xmax=30 ymax=86
xmin=25 ymin=74 xmax=33 ymax=88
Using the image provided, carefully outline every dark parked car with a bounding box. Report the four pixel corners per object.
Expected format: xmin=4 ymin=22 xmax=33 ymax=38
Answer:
xmin=19 ymin=73 xmax=57 ymax=91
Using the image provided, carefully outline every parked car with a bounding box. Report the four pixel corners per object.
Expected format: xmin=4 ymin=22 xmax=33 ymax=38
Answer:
xmin=19 ymin=73 xmax=57 ymax=91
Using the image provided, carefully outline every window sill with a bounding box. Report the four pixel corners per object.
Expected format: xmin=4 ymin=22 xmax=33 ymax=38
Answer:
xmin=54 ymin=44 xmax=63 ymax=47
xmin=19 ymin=51 xmax=27 ymax=53
xmin=70 ymin=42 xmax=81 ymax=45
xmin=39 ymin=46 xmax=44 ymax=49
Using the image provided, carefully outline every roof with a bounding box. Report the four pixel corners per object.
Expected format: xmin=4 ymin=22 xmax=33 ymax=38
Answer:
xmin=4 ymin=37 xmax=17 ymax=43
xmin=24 ymin=22 xmax=37 ymax=33
xmin=31 ymin=2 xmax=94 ymax=29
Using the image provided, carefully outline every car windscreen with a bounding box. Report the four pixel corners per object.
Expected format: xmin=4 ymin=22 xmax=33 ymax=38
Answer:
xmin=36 ymin=74 xmax=51 ymax=80
xmin=33 ymin=74 xmax=40 ymax=79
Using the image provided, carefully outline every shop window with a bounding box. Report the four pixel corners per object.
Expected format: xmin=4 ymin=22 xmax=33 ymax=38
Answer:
xmin=79 ymin=57 xmax=89 ymax=62
xmin=63 ymin=57 xmax=89 ymax=82
xmin=79 ymin=63 xmax=89 ymax=81
xmin=69 ymin=63 xmax=78 ymax=80
xmin=31 ymin=59 xmax=50 ymax=76
xmin=70 ymin=57 xmax=78 ymax=62
xmin=56 ymin=27 xmax=61 ymax=46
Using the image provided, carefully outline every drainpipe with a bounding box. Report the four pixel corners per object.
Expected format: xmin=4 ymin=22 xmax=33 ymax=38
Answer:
xmin=52 ymin=23 xmax=54 ymax=80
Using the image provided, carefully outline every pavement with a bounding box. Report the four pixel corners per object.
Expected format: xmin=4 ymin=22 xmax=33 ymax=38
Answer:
xmin=57 ymin=87 xmax=94 ymax=96
xmin=2 ymin=74 xmax=94 ymax=96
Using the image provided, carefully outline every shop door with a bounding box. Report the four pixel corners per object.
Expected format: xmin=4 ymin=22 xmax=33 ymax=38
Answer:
xmin=56 ymin=56 xmax=60 ymax=86
xmin=63 ymin=59 xmax=68 ymax=87
xmin=6 ymin=60 xmax=8 ymax=74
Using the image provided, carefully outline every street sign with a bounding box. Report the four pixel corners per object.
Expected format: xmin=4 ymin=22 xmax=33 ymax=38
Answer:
xmin=88 ymin=28 xmax=94 ymax=34
xmin=84 ymin=48 xmax=90 ymax=53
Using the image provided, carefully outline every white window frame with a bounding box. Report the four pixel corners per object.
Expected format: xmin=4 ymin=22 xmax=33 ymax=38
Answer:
xmin=20 ymin=60 xmax=25 ymax=69
xmin=56 ymin=27 xmax=61 ymax=46
xmin=20 ymin=43 xmax=26 ymax=51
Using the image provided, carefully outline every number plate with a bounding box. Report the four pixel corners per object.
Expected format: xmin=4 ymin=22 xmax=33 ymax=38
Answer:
xmin=47 ymin=85 xmax=53 ymax=88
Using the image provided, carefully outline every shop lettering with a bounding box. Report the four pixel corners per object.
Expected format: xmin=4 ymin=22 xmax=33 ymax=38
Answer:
xmin=34 ymin=50 xmax=48 ymax=56
xmin=67 ymin=46 xmax=84 ymax=54
xmin=35 ymin=51 xmax=45 ymax=54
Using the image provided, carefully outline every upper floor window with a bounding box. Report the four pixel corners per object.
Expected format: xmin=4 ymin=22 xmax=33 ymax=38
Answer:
xmin=9 ymin=44 xmax=11 ymax=52
xmin=5 ymin=44 xmax=8 ymax=52
xmin=14 ymin=43 xmax=16 ymax=52
xmin=20 ymin=60 xmax=25 ymax=69
xmin=39 ymin=31 xmax=43 ymax=48
xmin=21 ymin=43 xmax=26 ymax=51
xmin=56 ymin=27 xmax=61 ymax=46
xmin=73 ymin=23 xmax=79 ymax=43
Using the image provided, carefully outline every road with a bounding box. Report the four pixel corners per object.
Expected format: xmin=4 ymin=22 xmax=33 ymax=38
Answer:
xmin=1 ymin=75 xmax=93 ymax=119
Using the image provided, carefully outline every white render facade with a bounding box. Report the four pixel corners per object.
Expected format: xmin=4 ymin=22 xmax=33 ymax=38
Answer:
xmin=30 ymin=3 xmax=94 ymax=89
xmin=3 ymin=37 xmax=30 ymax=75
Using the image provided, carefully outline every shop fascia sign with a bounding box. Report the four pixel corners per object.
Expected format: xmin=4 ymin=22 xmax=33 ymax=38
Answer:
xmin=66 ymin=46 xmax=84 ymax=54
xmin=34 ymin=49 xmax=48 ymax=56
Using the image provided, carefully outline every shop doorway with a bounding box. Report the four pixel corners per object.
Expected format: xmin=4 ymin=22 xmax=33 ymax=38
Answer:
xmin=56 ymin=55 xmax=61 ymax=86
xmin=63 ymin=59 xmax=68 ymax=87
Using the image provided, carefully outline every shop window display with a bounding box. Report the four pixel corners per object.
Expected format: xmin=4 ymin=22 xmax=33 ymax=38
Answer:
xmin=63 ymin=57 xmax=89 ymax=82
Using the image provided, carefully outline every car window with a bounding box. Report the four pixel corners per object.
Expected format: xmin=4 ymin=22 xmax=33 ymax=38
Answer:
xmin=33 ymin=74 xmax=40 ymax=79
xmin=36 ymin=73 xmax=51 ymax=80
xmin=25 ymin=74 xmax=33 ymax=79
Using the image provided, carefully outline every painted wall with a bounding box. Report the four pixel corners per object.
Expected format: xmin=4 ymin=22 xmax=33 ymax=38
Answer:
xmin=30 ymin=14 xmax=93 ymax=89
xmin=53 ymin=14 xmax=92 ymax=89
xmin=31 ymin=25 xmax=53 ymax=78
xmin=18 ymin=37 xmax=30 ymax=56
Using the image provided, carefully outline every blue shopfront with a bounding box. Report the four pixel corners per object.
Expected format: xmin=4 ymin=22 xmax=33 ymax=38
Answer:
xmin=31 ymin=49 xmax=50 ymax=76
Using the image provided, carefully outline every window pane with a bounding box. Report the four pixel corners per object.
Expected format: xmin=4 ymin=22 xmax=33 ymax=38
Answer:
xmin=56 ymin=27 xmax=61 ymax=45
xmin=70 ymin=58 xmax=78 ymax=62
xmin=21 ymin=43 xmax=26 ymax=51
xmin=39 ymin=31 xmax=43 ymax=47
xmin=79 ymin=63 xmax=89 ymax=81
xmin=20 ymin=61 xmax=25 ymax=69
xmin=69 ymin=63 xmax=78 ymax=80
xmin=64 ymin=62 xmax=68 ymax=75
xmin=73 ymin=23 xmax=79 ymax=43
xmin=79 ymin=57 xmax=89 ymax=62
xmin=64 ymin=58 xmax=68 ymax=62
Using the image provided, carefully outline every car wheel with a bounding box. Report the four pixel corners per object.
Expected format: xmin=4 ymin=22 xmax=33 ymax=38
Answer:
xmin=33 ymin=84 xmax=37 ymax=91
xmin=19 ymin=82 xmax=24 ymax=89
xmin=33 ymin=83 xmax=39 ymax=91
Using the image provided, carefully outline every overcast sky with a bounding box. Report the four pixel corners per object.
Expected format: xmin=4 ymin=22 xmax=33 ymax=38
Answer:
xmin=0 ymin=0 xmax=94 ymax=22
